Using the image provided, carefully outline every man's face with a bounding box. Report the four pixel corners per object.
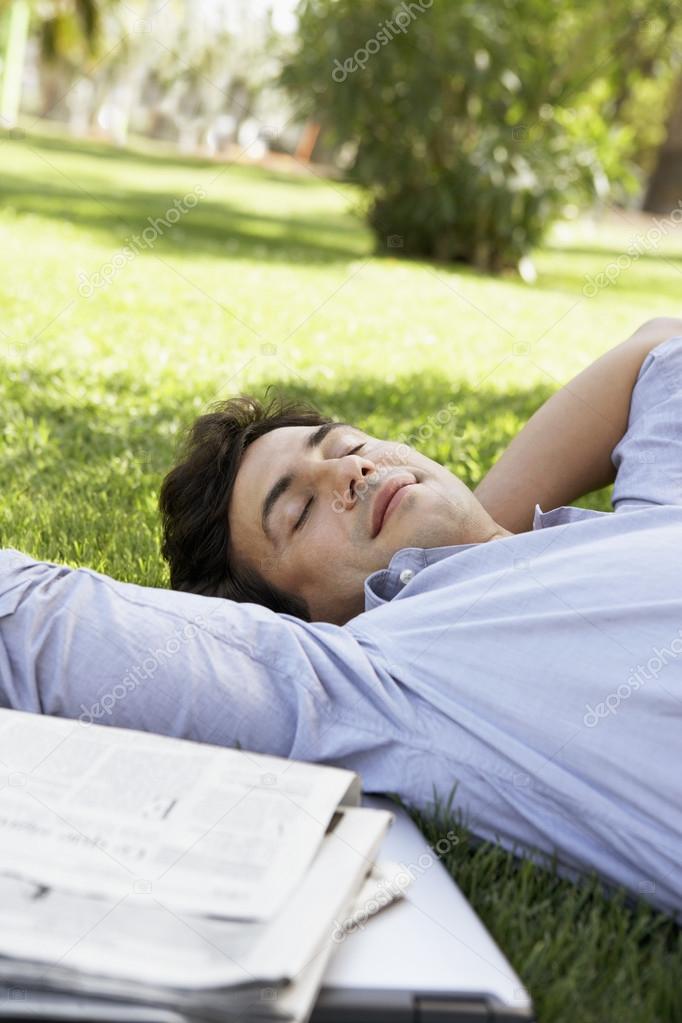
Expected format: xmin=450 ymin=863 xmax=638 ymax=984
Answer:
xmin=229 ymin=421 xmax=505 ymax=624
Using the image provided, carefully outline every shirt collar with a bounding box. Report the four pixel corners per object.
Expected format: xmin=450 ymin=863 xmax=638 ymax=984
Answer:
xmin=363 ymin=504 xmax=609 ymax=610
xmin=363 ymin=543 xmax=477 ymax=611
xmin=531 ymin=503 xmax=610 ymax=529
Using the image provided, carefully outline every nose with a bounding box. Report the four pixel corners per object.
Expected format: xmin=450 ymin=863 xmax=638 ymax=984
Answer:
xmin=317 ymin=452 xmax=377 ymax=511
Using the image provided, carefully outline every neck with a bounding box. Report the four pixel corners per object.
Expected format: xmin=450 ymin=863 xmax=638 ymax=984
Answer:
xmin=486 ymin=523 xmax=513 ymax=541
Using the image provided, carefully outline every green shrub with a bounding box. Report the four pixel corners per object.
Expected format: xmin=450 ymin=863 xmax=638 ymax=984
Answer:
xmin=281 ymin=0 xmax=668 ymax=271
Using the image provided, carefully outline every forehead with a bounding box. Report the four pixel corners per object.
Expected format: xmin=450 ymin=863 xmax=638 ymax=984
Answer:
xmin=228 ymin=426 xmax=309 ymax=554
xmin=242 ymin=425 xmax=314 ymax=483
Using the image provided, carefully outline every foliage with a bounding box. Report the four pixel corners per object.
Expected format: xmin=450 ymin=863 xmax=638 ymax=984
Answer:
xmin=282 ymin=0 xmax=681 ymax=271
xmin=35 ymin=0 xmax=105 ymax=64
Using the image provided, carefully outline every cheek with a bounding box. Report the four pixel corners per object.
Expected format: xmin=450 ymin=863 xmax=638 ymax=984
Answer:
xmin=308 ymin=508 xmax=346 ymax=554
xmin=308 ymin=509 xmax=364 ymax=577
xmin=276 ymin=516 xmax=345 ymax=586
xmin=373 ymin=443 xmax=411 ymax=473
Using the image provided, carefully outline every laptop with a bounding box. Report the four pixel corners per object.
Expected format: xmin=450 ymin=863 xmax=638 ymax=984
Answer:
xmin=312 ymin=797 xmax=534 ymax=1022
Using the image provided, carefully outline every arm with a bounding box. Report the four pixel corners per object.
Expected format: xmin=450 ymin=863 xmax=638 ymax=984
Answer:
xmin=0 ymin=549 xmax=387 ymax=764
xmin=474 ymin=317 xmax=682 ymax=533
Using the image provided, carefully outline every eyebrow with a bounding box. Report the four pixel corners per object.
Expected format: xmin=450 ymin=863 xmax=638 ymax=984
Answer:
xmin=260 ymin=422 xmax=347 ymax=543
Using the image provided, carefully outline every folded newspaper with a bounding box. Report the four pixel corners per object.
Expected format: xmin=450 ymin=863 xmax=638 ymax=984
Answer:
xmin=0 ymin=709 xmax=394 ymax=1022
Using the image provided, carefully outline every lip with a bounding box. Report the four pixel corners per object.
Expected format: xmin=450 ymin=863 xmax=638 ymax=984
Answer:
xmin=371 ymin=475 xmax=417 ymax=538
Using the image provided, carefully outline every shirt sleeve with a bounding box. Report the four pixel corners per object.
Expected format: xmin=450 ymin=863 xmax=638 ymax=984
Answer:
xmin=611 ymin=335 xmax=682 ymax=511
xmin=0 ymin=550 xmax=389 ymax=765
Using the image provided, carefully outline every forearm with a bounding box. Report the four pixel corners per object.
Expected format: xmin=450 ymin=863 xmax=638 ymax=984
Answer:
xmin=474 ymin=317 xmax=682 ymax=533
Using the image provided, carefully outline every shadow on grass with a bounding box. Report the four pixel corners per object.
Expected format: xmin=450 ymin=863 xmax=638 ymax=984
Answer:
xmin=4 ymin=362 xmax=556 ymax=491
xmin=12 ymin=129 xmax=326 ymax=186
xmin=9 ymin=363 xmax=612 ymax=567
xmin=544 ymin=241 xmax=682 ymax=263
xmin=535 ymin=238 xmax=682 ymax=299
xmin=11 ymin=132 xmax=682 ymax=294
xmin=534 ymin=264 xmax=682 ymax=301
xmin=0 ymin=170 xmax=367 ymax=266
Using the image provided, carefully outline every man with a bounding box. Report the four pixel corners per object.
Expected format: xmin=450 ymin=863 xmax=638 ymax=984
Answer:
xmin=160 ymin=316 xmax=682 ymax=624
xmin=1 ymin=317 xmax=682 ymax=915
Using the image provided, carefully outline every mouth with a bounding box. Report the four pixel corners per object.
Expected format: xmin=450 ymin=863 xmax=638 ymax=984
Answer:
xmin=371 ymin=474 xmax=417 ymax=538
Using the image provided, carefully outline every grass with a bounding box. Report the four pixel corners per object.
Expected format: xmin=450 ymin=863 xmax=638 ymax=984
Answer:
xmin=1 ymin=126 xmax=681 ymax=1021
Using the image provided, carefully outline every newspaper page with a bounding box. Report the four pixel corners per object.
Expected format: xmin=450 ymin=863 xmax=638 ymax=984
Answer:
xmin=0 ymin=710 xmax=360 ymax=920
xmin=0 ymin=807 xmax=391 ymax=1014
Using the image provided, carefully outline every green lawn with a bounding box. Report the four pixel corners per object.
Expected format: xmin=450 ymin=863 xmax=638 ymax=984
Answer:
xmin=1 ymin=127 xmax=681 ymax=1022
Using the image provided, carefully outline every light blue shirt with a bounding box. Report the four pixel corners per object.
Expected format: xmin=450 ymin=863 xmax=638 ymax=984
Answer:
xmin=2 ymin=338 xmax=682 ymax=915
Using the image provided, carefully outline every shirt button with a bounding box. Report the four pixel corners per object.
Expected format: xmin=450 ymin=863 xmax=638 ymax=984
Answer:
xmin=399 ymin=568 xmax=415 ymax=585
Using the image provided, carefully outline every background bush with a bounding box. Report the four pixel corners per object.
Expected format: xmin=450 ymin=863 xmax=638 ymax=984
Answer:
xmin=282 ymin=0 xmax=679 ymax=272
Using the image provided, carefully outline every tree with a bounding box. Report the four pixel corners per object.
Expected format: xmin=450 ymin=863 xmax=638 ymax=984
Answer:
xmin=644 ymin=71 xmax=682 ymax=212
xmin=36 ymin=0 xmax=109 ymax=119
xmin=0 ymin=0 xmax=126 ymax=127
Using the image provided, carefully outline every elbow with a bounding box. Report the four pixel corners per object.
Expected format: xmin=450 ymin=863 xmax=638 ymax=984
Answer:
xmin=635 ymin=316 xmax=682 ymax=337
xmin=625 ymin=317 xmax=682 ymax=356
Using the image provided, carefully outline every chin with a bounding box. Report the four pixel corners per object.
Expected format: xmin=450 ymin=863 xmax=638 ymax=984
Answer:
xmin=403 ymin=512 xmax=458 ymax=551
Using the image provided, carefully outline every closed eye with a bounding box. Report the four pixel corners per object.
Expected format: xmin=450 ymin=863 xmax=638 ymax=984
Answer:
xmin=293 ymin=443 xmax=365 ymax=533
xmin=294 ymin=496 xmax=313 ymax=532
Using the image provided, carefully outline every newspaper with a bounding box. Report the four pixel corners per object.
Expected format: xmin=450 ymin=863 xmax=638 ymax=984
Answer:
xmin=0 ymin=807 xmax=391 ymax=1017
xmin=0 ymin=710 xmax=391 ymax=1021
xmin=0 ymin=857 xmax=405 ymax=1022
xmin=0 ymin=710 xmax=360 ymax=920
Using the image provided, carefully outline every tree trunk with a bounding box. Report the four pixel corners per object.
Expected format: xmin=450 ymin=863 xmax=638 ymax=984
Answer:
xmin=0 ymin=0 xmax=30 ymax=127
xmin=643 ymin=72 xmax=682 ymax=214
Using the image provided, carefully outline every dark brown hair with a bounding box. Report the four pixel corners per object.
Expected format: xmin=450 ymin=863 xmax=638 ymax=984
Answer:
xmin=159 ymin=394 xmax=333 ymax=620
